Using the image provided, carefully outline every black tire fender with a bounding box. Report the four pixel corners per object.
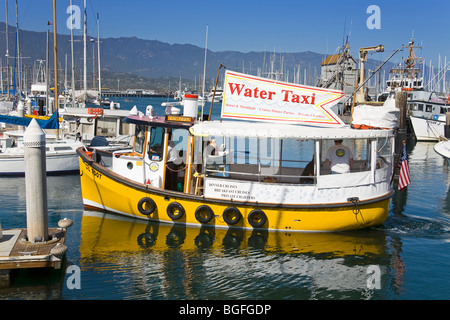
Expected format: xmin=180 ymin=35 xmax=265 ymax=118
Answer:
xmin=248 ymin=209 xmax=267 ymax=228
xmin=167 ymin=202 xmax=185 ymax=220
xmin=137 ymin=197 xmax=156 ymax=215
xmin=195 ymin=205 xmax=214 ymax=224
xmin=223 ymin=207 xmax=242 ymax=225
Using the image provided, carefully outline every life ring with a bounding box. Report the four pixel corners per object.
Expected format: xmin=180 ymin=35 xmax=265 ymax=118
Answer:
xmin=167 ymin=202 xmax=185 ymax=220
xmin=195 ymin=205 xmax=214 ymax=224
xmin=223 ymin=207 xmax=242 ymax=225
xmin=137 ymin=197 xmax=156 ymax=215
xmin=248 ymin=209 xmax=267 ymax=228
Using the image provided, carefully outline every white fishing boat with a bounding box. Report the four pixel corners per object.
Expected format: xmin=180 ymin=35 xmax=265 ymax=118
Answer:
xmin=407 ymin=91 xmax=449 ymax=141
xmin=59 ymin=106 xmax=135 ymax=145
xmin=77 ymin=70 xmax=396 ymax=232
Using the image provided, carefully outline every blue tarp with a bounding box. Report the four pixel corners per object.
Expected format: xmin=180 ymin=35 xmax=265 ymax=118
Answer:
xmin=0 ymin=111 xmax=59 ymax=129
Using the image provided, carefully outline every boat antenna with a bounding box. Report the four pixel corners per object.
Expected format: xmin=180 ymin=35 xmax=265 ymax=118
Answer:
xmin=208 ymin=64 xmax=224 ymax=121
xmin=341 ymin=17 xmax=347 ymax=49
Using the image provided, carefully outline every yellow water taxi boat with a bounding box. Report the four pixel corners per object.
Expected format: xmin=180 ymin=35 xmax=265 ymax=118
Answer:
xmin=78 ymin=70 xmax=395 ymax=232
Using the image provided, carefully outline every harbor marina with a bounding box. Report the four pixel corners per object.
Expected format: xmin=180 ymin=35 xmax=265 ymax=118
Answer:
xmin=78 ymin=71 xmax=396 ymax=232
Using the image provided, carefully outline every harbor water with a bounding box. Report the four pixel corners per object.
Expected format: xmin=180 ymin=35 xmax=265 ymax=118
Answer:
xmin=0 ymin=97 xmax=449 ymax=300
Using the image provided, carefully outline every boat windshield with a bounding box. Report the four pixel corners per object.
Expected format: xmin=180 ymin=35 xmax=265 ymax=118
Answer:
xmin=133 ymin=124 xmax=146 ymax=155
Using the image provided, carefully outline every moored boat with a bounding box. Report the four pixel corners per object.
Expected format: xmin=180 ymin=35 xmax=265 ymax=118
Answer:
xmin=78 ymin=70 xmax=396 ymax=232
xmin=0 ymin=132 xmax=83 ymax=175
xmin=434 ymin=139 xmax=450 ymax=160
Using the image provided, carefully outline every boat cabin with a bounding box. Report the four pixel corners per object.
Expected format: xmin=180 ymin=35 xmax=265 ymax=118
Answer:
xmin=100 ymin=113 xmax=394 ymax=205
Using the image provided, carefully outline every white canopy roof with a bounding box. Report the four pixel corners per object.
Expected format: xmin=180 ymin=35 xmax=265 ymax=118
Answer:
xmin=191 ymin=120 xmax=394 ymax=140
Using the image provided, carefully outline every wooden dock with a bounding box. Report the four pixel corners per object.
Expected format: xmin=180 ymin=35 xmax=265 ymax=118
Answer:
xmin=0 ymin=228 xmax=67 ymax=271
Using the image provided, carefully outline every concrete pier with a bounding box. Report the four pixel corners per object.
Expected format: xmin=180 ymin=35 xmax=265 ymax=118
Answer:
xmin=24 ymin=119 xmax=49 ymax=243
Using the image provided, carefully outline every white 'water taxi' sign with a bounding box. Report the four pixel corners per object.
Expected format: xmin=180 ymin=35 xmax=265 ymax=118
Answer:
xmin=221 ymin=70 xmax=345 ymax=126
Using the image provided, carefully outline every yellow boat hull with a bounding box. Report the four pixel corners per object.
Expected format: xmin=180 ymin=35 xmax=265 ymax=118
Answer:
xmin=79 ymin=157 xmax=391 ymax=232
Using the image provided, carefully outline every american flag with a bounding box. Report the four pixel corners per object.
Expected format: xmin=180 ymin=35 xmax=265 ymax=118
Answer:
xmin=398 ymin=144 xmax=411 ymax=191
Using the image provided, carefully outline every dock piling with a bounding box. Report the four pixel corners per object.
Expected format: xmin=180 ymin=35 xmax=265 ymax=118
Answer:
xmin=24 ymin=119 xmax=49 ymax=243
xmin=17 ymin=101 xmax=25 ymax=132
xmin=395 ymin=91 xmax=407 ymax=157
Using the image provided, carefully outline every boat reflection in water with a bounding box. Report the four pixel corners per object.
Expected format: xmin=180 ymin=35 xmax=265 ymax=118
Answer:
xmin=80 ymin=211 xmax=401 ymax=299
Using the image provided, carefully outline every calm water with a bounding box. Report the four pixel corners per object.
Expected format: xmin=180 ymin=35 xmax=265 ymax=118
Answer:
xmin=0 ymin=97 xmax=449 ymax=301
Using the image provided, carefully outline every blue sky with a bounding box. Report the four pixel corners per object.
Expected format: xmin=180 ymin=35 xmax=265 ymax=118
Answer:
xmin=2 ymin=0 xmax=450 ymax=68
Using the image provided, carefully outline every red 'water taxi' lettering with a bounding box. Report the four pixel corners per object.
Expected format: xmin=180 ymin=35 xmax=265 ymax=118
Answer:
xmin=281 ymin=90 xmax=316 ymax=105
xmin=228 ymin=83 xmax=275 ymax=100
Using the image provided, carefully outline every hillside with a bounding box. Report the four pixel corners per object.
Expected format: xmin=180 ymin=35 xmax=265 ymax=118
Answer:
xmin=0 ymin=22 xmax=391 ymax=93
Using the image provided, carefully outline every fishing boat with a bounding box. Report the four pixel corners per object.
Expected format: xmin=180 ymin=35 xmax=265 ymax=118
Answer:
xmin=376 ymin=38 xmax=450 ymax=141
xmin=77 ymin=70 xmax=396 ymax=232
xmin=407 ymin=91 xmax=449 ymax=141
xmin=59 ymin=105 xmax=135 ymax=145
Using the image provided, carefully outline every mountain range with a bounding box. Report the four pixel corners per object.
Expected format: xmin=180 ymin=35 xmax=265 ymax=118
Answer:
xmin=0 ymin=22 xmax=393 ymax=93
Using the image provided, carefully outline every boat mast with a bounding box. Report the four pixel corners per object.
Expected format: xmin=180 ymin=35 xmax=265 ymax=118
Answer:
xmin=15 ymin=0 xmax=21 ymax=101
xmin=83 ymin=0 xmax=87 ymax=105
xmin=5 ymin=0 xmax=10 ymax=100
xmin=52 ymin=0 xmax=58 ymax=115
xmin=70 ymin=0 xmax=75 ymax=108
xmin=46 ymin=29 xmax=49 ymax=112
xmin=97 ymin=13 xmax=101 ymax=102
xmin=201 ymin=24 xmax=208 ymax=116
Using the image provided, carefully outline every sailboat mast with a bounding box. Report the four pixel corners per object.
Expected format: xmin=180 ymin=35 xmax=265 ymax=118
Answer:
xmin=52 ymin=0 xmax=58 ymax=114
xmin=97 ymin=13 xmax=101 ymax=101
xmin=83 ymin=0 xmax=87 ymax=105
xmin=70 ymin=0 xmax=75 ymax=108
xmin=46 ymin=29 xmax=49 ymax=113
xmin=5 ymin=0 xmax=10 ymax=100
xmin=15 ymin=0 xmax=21 ymax=100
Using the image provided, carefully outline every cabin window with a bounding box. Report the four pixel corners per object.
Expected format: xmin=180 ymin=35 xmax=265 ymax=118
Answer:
xmin=376 ymin=137 xmax=392 ymax=168
xmin=147 ymin=126 xmax=165 ymax=161
xmin=195 ymin=136 xmax=316 ymax=184
xmin=134 ymin=124 xmax=146 ymax=155
xmin=418 ymin=104 xmax=424 ymax=111
xmin=320 ymin=139 xmax=371 ymax=174
xmin=426 ymin=105 xmax=433 ymax=112
xmin=96 ymin=118 xmax=117 ymax=137
xmin=54 ymin=147 xmax=72 ymax=151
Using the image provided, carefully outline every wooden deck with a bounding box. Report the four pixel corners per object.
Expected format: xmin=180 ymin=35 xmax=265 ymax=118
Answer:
xmin=0 ymin=228 xmax=67 ymax=270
